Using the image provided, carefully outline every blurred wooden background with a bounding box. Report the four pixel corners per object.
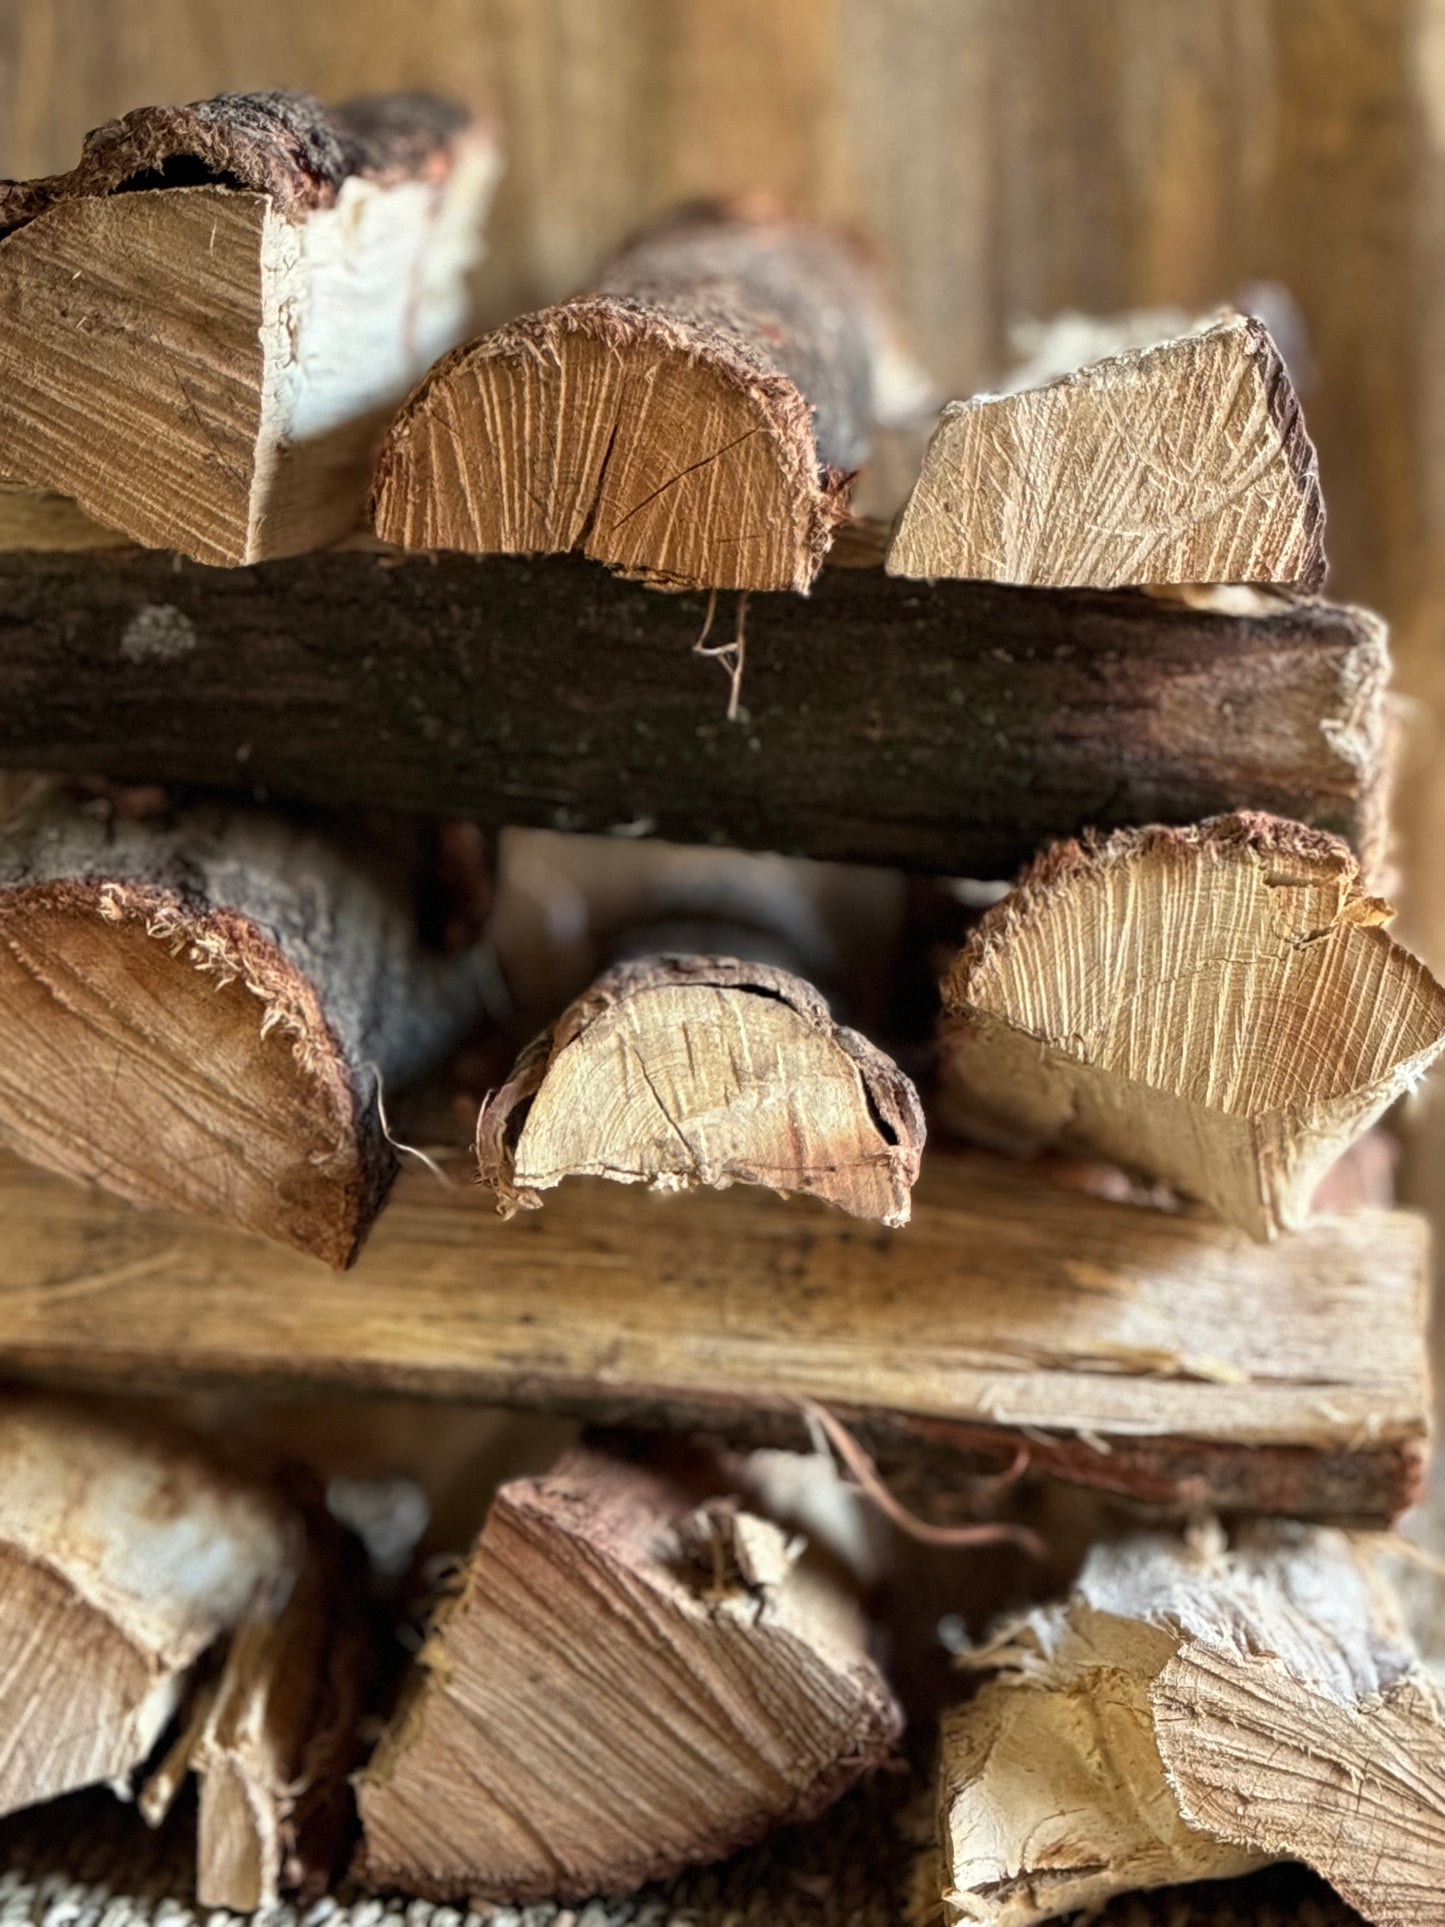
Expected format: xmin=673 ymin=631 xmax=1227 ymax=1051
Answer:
xmin=2 ymin=0 xmax=1443 ymax=1193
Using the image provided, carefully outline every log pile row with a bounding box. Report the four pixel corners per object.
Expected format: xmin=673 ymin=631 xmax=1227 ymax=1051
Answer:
xmin=0 ymin=86 xmax=1440 ymax=1927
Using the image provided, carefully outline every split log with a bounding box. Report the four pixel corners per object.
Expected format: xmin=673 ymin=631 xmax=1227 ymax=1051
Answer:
xmin=0 ymin=791 xmax=488 ymax=1265
xmin=354 ymin=1438 xmax=901 ymax=1900
xmin=939 ymin=1523 xmax=1445 ymax=1927
xmin=0 ymin=1145 xmax=1427 ymax=1524
xmin=888 ymin=314 xmax=1326 ymax=589
xmin=0 ymin=1391 xmax=293 ymax=1818
xmin=940 ymin=812 xmax=1445 ymax=1240
xmin=0 ymin=90 xmax=500 ymax=565
xmin=372 ymin=200 xmax=922 ymax=591
xmin=141 ymin=1516 xmax=371 ymax=1911
xmin=477 ymin=956 xmax=924 ymax=1226
xmin=0 ymin=549 xmax=1390 ymax=877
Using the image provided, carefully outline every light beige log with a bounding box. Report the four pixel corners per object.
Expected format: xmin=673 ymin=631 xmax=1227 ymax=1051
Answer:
xmin=888 ymin=315 xmax=1326 ymax=589
xmin=0 ymin=791 xmax=487 ymax=1266
xmin=0 ymin=1144 xmax=1427 ymax=1522
xmin=477 ymin=955 xmax=925 ymax=1226
xmin=0 ymin=1392 xmax=292 ymax=1818
xmin=0 ymin=91 xmax=500 ymax=566
xmin=940 ymin=812 xmax=1445 ymax=1240
xmin=354 ymin=1440 xmax=901 ymax=1901
xmin=939 ymin=1523 xmax=1445 ymax=1927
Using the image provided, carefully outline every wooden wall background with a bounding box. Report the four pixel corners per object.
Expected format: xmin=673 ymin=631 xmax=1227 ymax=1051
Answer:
xmin=2 ymin=0 xmax=1443 ymax=1191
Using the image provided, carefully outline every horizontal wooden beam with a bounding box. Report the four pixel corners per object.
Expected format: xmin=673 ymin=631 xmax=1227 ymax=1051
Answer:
xmin=0 ymin=546 xmax=1387 ymax=876
xmin=0 ymin=1147 xmax=1424 ymax=1523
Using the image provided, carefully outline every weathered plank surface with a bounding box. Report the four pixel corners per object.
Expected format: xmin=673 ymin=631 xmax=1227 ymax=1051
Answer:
xmin=0 ymin=1147 xmax=1425 ymax=1523
xmin=0 ymin=549 xmax=1388 ymax=877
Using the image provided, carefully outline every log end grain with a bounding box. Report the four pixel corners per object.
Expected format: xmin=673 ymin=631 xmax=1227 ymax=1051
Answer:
xmin=476 ymin=955 xmax=925 ymax=1225
xmin=373 ymin=299 xmax=850 ymax=592
xmin=940 ymin=811 xmax=1445 ymax=1239
xmin=354 ymin=1441 xmax=902 ymax=1902
xmin=889 ymin=316 xmax=1327 ymax=590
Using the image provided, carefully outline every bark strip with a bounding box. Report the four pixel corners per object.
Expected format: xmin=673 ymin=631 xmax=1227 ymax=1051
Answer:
xmin=0 ymin=551 xmax=1391 ymax=879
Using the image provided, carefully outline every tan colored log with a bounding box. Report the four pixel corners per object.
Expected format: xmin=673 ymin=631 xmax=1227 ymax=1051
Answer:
xmin=0 ymin=1146 xmax=1426 ymax=1524
xmin=940 ymin=812 xmax=1445 ymax=1240
xmin=477 ymin=956 xmax=924 ymax=1226
xmin=141 ymin=1517 xmax=371 ymax=1911
xmin=0 ymin=791 xmax=488 ymax=1266
xmin=888 ymin=315 xmax=1326 ymax=590
xmin=0 ymin=1391 xmax=293 ymax=1819
xmin=373 ymin=200 xmax=922 ymax=592
xmin=939 ymin=1522 xmax=1445 ymax=1927
xmin=0 ymin=91 xmax=500 ymax=566
xmin=354 ymin=1438 xmax=901 ymax=1901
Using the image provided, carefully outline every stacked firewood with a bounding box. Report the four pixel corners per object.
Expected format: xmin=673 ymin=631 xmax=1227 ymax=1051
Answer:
xmin=0 ymin=87 xmax=1441 ymax=1927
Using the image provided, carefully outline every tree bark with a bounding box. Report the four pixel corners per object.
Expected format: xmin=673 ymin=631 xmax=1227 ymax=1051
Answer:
xmin=372 ymin=199 xmax=926 ymax=592
xmin=0 ymin=1144 xmax=1425 ymax=1524
xmin=477 ymin=955 xmax=924 ymax=1226
xmin=0 ymin=549 xmax=1391 ymax=879
xmin=354 ymin=1436 xmax=901 ymax=1901
xmin=940 ymin=812 xmax=1445 ymax=1239
xmin=0 ymin=790 xmax=489 ymax=1265
xmin=0 ymin=91 xmax=500 ymax=565
xmin=890 ymin=316 xmax=1326 ymax=590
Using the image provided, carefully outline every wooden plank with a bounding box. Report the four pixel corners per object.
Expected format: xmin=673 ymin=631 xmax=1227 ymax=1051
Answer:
xmin=0 ymin=548 xmax=1388 ymax=878
xmin=0 ymin=1147 xmax=1424 ymax=1524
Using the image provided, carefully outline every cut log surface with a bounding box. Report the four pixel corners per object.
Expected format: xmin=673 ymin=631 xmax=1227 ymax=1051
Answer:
xmin=0 ymin=1392 xmax=293 ymax=1819
xmin=0 ymin=793 xmax=487 ymax=1265
xmin=888 ymin=315 xmax=1326 ymax=589
xmin=941 ymin=813 xmax=1445 ymax=1240
xmin=0 ymin=550 xmax=1391 ymax=878
xmin=0 ymin=1147 xmax=1426 ymax=1523
xmin=940 ymin=1524 xmax=1445 ymax=1927
xmin=372 ymin=202 xmax=913 ymax=591
xmin=0 ymin=91 xmax=500 ymax=565
xmin=477 ymin=956 xmax=924 ymax=1225
xmin=355 ymin=1440 xmax=901 ymax=1901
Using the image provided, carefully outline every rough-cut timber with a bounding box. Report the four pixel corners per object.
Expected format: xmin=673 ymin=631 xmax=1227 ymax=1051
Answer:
xmin=373 ymin=201 xmax=918 ymax=591
xmin=141 ymin=1518 xmax=369 ymax=1911
xmin=477 ymin=956 xmax=924 ymax=1225
xmin=940 ymin=1523 xmax=1445 ymax=1927
xmin=355 ymin=1439 xmax=901 ymax=1900
xmin=0 ymin=91 xmax=500 ymax=565
xmin=941 ymin=813 xmax=1445 ymax=1240
xmin=0 ymin=1392 xmax=293 ymax=1819
xmin=0 ymin=792 xmax=487 ymax=1266
xmin=889 ymin=316 xmax=1327 ymax=589
xmin=0 ymin=1147 xmax=1426 ymax=1523
xmin=0 ymin=549 xmax=1391 ymax=878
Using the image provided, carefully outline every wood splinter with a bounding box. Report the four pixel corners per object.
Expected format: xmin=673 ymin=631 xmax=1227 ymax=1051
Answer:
xmin=0 ymin=89 xmax=500 ymax=565
xmin=939 ymin=1522 xmax=1445 ymax=1927
xmin=0 ymin=791 xmax=490 ymax=1265
xmin=888 ymin=314 xmax=1326 ymax=589
xmin=0 ymin=1392 xmax=295 ymax=1822
xmin=373 ymin=198 xmax=928 ymax=592
xmin=477 ymin=956 xmax=925 ymax=1226
xmin=142 ymin=1514 xmax=372 ymax=1912
xmin=940 ymin=812 xmax=1445 ymax=1239
xmin=354 ymin=1438 xmax=902 ymax=1901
